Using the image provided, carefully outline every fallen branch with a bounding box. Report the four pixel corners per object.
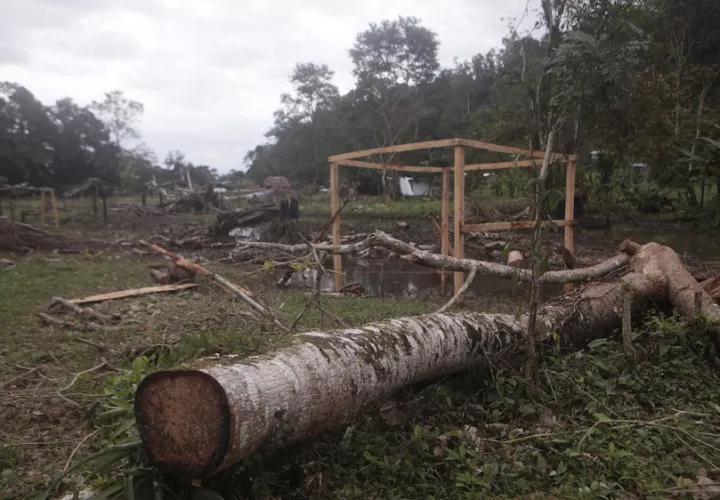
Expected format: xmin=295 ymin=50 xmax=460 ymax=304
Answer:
xmin=371 ymin=231 xmax=630 ymax=284
xmin=238 ymin=238 xmax=370 ymax=256
xmin=47 ymin=296 xmax=117 ymax=324
xmin=38 ymin=312 xmax=112 ymax=332
xmin=435 ymin=264 xmax=478 ymax=314
xmin=140 ymin=240 xmax=290 ymax=332
xmin=313 ymin=196 xmax=350 ymax=242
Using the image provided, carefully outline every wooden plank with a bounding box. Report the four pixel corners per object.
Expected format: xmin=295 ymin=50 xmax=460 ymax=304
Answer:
xmin=50 ymin=190 xmax=59 ymax=230
xmin=462 ymin=220 xmax=574 ymax=232
xmin=338 ymin=159 xmax=444 ymax=173
xmin=465 ymin=159 xmax=537 ymax=170
xmin=464 ymin=155 xmax=569 ymax=171
xmin=69 ymin=283 xmax=200 ymax=305
xmin=564 ymin=161 xmax=577 ymax=293
xmin=458 ymin=138 xmax=579 ymax=162
xmin=453 ymin=146 xmax=465 ymax=297
xmin=328 ymin=139 xmax=460 ymax=162
xmin=40 ymin=189 xmax=45 ymax=228
xmin=330 ymin=162 xmax=343 ymax=291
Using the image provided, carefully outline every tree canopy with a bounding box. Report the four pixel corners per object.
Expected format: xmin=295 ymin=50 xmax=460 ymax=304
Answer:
xmin=245 ymin=0 xmax=720 ymax=200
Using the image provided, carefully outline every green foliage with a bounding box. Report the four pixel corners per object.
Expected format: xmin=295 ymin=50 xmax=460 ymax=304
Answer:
xmin=624 ymin=181 xmax=674 ymax=214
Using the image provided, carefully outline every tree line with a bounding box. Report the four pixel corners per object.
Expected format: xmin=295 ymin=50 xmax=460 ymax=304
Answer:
xmin=2 ymin=0 xmax=719 ymax=207
xmin=246 ymin=0 xmax=720 ymax=206
xmin=0 ymin=87 xmax=234 ymax=192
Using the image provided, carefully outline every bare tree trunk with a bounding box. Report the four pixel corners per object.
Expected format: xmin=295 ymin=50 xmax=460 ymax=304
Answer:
xmin=136 ymin=240 xmax=697 ymax=478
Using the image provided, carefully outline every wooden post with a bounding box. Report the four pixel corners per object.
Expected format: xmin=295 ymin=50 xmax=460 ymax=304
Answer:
xmin=50 ymin=190 xmax=59 ymax=230
xmin=92 ymin=187 xmax=98 ymax=215
xmin=453 ymin=146 xmax=465 ymax=297
xmin=40 ymin=189 xmax=46 ymax=228
xmin=330 ymin=162 xmax=343 ymax=291
xmin=9 ymin=199 xmax=15 ymax=221
xmin=102 ymin=191 xmax=108 ymax=222
xmin=441 ymin=168 xmax=450 ymax=287
xmin=563 ymin=160 xmax=576 ymax=293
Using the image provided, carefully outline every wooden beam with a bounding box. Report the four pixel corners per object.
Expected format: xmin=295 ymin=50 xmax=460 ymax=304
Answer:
xmin=462 ymin=220 xmax=574 ymax=233
xmin=458 ymin=138 xmax=579 ymax=162
xmin=441 ymin=168 xmax=451 ymax=287
xmin=50 ymin=189 xmax=59 ymax=230
xmin=564 ymin=161 xmax=577 ymax=293
xmin=328 ymin=139 xmax=460 ymax=162
xmin=338 ymin=159 xmax=444 ymax=173
xmin=464 ymin=155 xmax=571 ymax=171
xmin=330 ymin=162 xmax=343 ymax=291
xmin=453 ymin=146 xmax=465 ymax=297
xmin=465 ymin=159 xmax=537 ymax=171
xmin=40 ymin=189 xmax=46 ymax=228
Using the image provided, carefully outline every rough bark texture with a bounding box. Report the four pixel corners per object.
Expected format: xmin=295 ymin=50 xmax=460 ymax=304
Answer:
xmin=136 ymin=242 xmax=673 ymax=477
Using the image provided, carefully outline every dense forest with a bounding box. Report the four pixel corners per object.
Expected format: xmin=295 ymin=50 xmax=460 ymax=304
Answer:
xmin=2 ymin=0 xmax=720 ymax=213
xmin=243 ymin=0 xmax=720 ymax=210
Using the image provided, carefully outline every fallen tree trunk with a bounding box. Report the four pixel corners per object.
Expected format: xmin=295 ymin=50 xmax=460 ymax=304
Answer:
xmin=620 ymin=240 xmax=720 ymax=346
xmin=136 ymin=240 xmax=675 ymax=477
xmin=371 ymin=231 xmax=631 ymax=284
xmin=235 ymin=231 xmax=629 ymax=284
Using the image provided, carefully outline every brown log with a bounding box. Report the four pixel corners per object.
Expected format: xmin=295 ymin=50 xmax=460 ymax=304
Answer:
xmin=135 ymin=241 xmax=674 ymax=477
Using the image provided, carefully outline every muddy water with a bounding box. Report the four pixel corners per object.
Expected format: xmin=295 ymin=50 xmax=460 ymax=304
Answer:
xmin=310 ymin=224 xmax=720 ymax=300
xmin=314 ymin=257 xmax=562 ymax=300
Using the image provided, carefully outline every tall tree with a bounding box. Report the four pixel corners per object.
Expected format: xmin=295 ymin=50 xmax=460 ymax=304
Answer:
xmin=91 ymin=90 xmax=144 ymax=150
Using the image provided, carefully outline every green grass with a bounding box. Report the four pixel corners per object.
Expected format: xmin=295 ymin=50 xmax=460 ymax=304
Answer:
xmin=0 ymin=251 xmax=437 ymax=499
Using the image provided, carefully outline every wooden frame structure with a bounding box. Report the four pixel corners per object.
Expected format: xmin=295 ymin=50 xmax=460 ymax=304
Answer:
xmin=328 ymin=138 xmax=578 ymax=295
xmin=0 ymin=186 xmax=59 ymax=230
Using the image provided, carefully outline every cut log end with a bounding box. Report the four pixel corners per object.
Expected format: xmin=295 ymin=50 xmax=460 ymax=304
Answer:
xmin=135 ymin=370 xmax=229 ymax=476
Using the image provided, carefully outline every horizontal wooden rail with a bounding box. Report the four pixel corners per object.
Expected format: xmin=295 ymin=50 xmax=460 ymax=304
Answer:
xmin=462 ymin=220 xmax=574 ymax=233
xmin=338 ymin=159 xmax=444 ymax=173
xmin=457 ymin=139 xmax=578 ymax=162
xmin=329 ymin=138 xmax=578 ymax=163
xmin=329 ymin=139 xmax=460 ymax=162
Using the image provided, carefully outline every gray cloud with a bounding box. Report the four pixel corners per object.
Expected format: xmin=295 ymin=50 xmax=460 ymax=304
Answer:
xmin=0 ymin=0 xmax=533 ymax=172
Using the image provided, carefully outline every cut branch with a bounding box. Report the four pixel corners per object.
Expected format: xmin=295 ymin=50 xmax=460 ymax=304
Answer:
xmin=140 ymin=240 xmax=290 ymax=332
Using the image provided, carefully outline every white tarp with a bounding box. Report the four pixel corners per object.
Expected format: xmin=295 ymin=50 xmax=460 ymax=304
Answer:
xmin=399 ymin=177 xmax=430 ymax=197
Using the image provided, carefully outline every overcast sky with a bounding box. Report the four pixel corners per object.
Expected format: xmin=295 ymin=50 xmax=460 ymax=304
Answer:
xmin=1 ymin=0 xmax=535 ymax=173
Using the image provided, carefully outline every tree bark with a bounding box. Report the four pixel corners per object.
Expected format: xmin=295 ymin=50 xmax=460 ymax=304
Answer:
xmin=135 ymin=241 xmax=679 ymax=477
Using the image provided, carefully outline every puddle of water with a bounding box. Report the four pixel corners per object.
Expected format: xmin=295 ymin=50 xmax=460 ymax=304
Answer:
xmin=297 ymin=257 xmax=562 ymax=299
